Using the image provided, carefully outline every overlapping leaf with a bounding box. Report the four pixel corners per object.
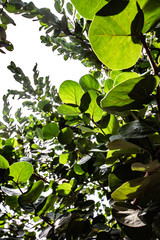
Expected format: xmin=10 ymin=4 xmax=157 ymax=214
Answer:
xmin=71 ymin=0 xmax=107 ymax=19
xmin=101 ymin=75 xmax=159 ymax=112
xmin=89 ymin=0 xmax=143 ymax=69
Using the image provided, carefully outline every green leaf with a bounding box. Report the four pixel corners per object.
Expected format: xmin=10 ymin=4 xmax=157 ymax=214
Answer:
xmin=114 ymin=72 xmax=139 ymax=86
xmin=74 ymin=163 xmax=85 ymax=175
xmin=36 ymin=194 xmax=58 ymax=215
xmin=0 ymin=155 xmax=9 ymax=169
xmin=112 ymin=202 xmax=146 ymax=227
xmin=36 ymin=127 xmax=44 ymax=140
xmin=1 ymin=11 xmax=16 ymax=25
xmin=108 ymin=139 xmax=141 ymax=150
xmin=104 ymin=78 xmax=114 ymax=93
xmin=57 ymin=183 xmax=72 ymax=195
xmin=86 ymin=90 xmax=103 ymax=122
xmin=19 ymin=180 xmax=44 ymax=205
xmin=71 ymin=0 xmax=107 ymax=20
xmin=79 ymin=92 xmax=91 ymax=113
xmin=101 ymin=114 xmax=119 ymax=135
xmin=57 ymin=104 xmax=81 ymax=116
xmin=58 ymin=127 xmax=73 ymax=145
xmin=9 ymin=162 xmax=33 ymax=183
xmin=59 ymin=152 xmax=70 ymax=164
xmin=89 ymin=0 xmax=142 ymax=69
xmin=111 ymin=177 xmax=145 ymax=201
xmin=138 ymin=0 xmax=160 ymax=33
xmin=66 ymin=2 xmax=73 ymax=15
xmin=109 ymin=174 xmax=123 ymax=191
xmin=101 ymin=75 xmax=159 ymax=112
xmin=79 ymin=74 xmax=100 ymax=92
xmin=111 ymin=172 xmax=160 ymax=201
xmin=59 ymin=80 xmax=83 ymax=105
xmin=119 ymin=120 xmax=156 ymax=139
xmin=42 ymin=122 xmax=59 ymax=140
xmin=131 ymin=160 xmax=160 ymax=173
xmin=5 ymin=195 xmax=19 ymax=209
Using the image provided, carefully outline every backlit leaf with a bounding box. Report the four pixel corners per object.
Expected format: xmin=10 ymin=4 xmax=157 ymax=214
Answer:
xmin=0 ymin=155 xmax=9 ymax=169
xmin=59 ymin=80 xmax=83 ymax=105
xmin=19 ymin=180 xmax=44 ymax=205
xmin=79 ymin=74 xmax=100 ymax=92
xmin=71 ymin=0 xmax=107 ymax=20
xmin=9 ymin=162 xmax=33 ymax=183
xmin=89 ymin=0 xmax=142 ymax=69
xmin=101 ymin=75 xmax=159 ymax=112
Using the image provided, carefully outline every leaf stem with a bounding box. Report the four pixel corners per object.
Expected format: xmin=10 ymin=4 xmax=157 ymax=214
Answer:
xmin=140 ymin=34 xmax=160 ymax=120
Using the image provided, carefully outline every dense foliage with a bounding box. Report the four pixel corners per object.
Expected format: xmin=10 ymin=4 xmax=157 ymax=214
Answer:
xmin=0 ymin=0 xmax=160 ymax=239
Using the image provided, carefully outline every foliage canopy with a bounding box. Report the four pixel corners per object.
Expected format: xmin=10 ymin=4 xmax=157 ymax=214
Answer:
xmin=0 ymin=0 xmax=160 ymax=239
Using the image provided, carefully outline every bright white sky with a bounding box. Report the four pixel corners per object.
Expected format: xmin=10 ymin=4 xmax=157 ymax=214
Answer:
xmin=0 ymin=0 xmax=89 ymax=114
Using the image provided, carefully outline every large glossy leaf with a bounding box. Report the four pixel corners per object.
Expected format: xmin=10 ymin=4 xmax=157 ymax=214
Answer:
xmin=59 ymin=80 xmax=83 ymax=105
xmin=89 ymin=0 xmax=142 ymax=69
xmin=9 ymin=162 xmax=33 ymax=183
xmin=112 ymin=202 xmax=146 ymax=227
xmin=79 ymin=74 xmax=100 ymax=92
xmin=86 ymin=90 xmax=103 ymax=122
xmin=42 ymin=122 xmax=59 ymax=140
xmin=71 ymin=0 xmax=107 ymax=20
xmin=19 ymin=180 xmax=44 ymax=205
xmin=0 ymin=155 xmax=9 ymax=169
xmin=119 ymin=120 xmax=156 ymax=139
xmin=101 ymin=75 xmax=159 ymax=112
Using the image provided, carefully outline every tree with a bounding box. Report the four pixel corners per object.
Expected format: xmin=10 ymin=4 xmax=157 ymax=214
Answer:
xmin=0 ymin=0 xmax=160 ymax=239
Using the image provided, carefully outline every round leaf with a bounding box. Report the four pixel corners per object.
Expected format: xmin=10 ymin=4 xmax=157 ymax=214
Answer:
xmin=89 ymin=0 xmax=142 ymax=69
xmin=71 ymin=0 xmax=107 ymax=20
xmin=0 ymin=155 xmax=9 ymax=169
xmin=79 ymin=74 xmax=100 ymax=92
xmin=9 ymin=162 xmax=33 ymax=183
xmin=42 ymin=122 xmax=59 ymax=140
xmin=59 ymin=80 xmax=83 ymax=105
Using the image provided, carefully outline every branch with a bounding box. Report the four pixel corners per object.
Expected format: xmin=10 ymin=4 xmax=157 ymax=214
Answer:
xmin=141 ymin=34 xmax=160 ymax=119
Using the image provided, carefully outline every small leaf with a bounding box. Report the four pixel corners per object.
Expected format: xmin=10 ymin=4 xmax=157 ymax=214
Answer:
xmin=79 ymin=74 xmax=100 ymax=92
xmin=9 ymin=162 xmax=33 ymax=183
xmin=59 ymin=153 xmax=70 ymax=164
xmin=74 ymin=163 xmax=85 ymax=175
xmin=42 ymin=122 xmax=59 ymax=140
xmin=57 ymin=183 xmax=72 ymax=195
xmin=58 ymin=127 xmax=73 ymax=145
xmin=0 ymin=155 xmax=9 ymax=169
xmin=59 ymin=80 xmax=83 ymax=105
